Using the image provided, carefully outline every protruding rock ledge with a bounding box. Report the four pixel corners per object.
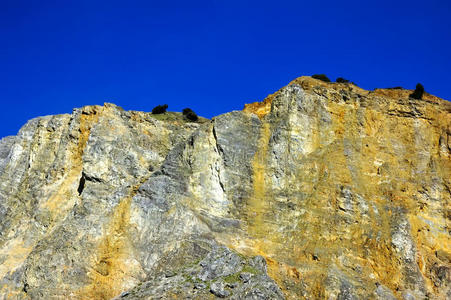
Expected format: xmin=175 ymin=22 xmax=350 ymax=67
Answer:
xmin=243 ymin=75 xmax=451 ymax=120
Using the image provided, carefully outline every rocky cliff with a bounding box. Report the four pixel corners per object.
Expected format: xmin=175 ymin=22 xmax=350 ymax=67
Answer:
xmin=0 ymin=77 xmax=450 ymax=299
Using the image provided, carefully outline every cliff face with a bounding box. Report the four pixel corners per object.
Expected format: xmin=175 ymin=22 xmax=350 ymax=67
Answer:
xmin=0 ymin=77 xmax=450 ymax=299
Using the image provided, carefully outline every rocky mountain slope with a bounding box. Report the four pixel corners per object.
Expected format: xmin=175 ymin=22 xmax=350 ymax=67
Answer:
xmin=0 ymin=76 xmax=450 ymax=299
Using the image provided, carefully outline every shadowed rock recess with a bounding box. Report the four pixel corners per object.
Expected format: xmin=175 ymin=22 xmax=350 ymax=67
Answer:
xmin=0 ymin=77 xmax=450 ymax=299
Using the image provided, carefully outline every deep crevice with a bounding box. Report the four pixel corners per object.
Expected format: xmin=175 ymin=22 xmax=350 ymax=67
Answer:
xmin=84 ymin=173 xmax=103 ymax=183
xmin=212 ymin=125 xmax=224 ymax=158
xmin=22 ymin=282 xmax=29 ymax=294
xmin=77 ymin=173 xmax=86 ymax=195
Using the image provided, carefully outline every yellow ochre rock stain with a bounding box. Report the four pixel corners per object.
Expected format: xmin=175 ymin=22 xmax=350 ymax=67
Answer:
xmin=248 ymin=122 xmax=272 ymax=237
xmin=79 ymin=197 xmax=134 ymax=299
xmin=241 ymin=121 xmax=301 ymax=295
xmin=236 ymin=80 xmax=451 ymax=299
xmin=43 ymin=106 xmax=101 ymax=217
xmin=0 ymin=106 xmax=103 ymax=293
xmin=78 ymin=181 xmax=147 ymax=300
xmin=243 ymin=93 xmax=276 ymax=119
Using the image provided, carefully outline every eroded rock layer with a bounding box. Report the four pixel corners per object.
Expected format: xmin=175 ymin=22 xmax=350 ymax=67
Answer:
xmin=0 ymin=77 xmax=450 ymax=299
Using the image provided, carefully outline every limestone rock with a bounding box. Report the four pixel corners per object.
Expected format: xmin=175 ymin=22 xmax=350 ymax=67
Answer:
xmin=111 ymin=243 xmax=283 ymax=299
xmin=1 ymin=76 xmax=451 ymax=299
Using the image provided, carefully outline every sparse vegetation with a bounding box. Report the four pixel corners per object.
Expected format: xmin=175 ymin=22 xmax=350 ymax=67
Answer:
xmin=241 ymin=265 xmax=259 ymax=274
xmin=336 ymin=77 xmax=350 ymax=83
xmin=182 ymin=108 xmax=194 ymax=115
xmin=387 ymin=86 xmax=404 ymax=90
xmin=183 ymin=273 xmax=202 ymax=284
xmin=311 ymin=74 xmax=331 ymax=82
xmin=409 ymin=83 xmax=424 ymax=99
xmin=183 ymin=108 xmax=198 ymax=122
xmin=185 ymin=111 xmax=198 ymax=122
xmin=223 ymin=273 xmax=240 ymax=284
xmin=152 ymin=104 xmax=168 ymax=114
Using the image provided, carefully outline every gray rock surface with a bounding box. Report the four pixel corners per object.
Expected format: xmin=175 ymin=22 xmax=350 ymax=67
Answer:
xmin=114 ymin=244 xmax=283 ymax=300
xmin=0 ymin=76 xmax=450 ymax=299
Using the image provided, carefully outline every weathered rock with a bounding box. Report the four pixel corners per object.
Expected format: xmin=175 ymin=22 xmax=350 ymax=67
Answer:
xmin=0 ymin=105 xmax=206 ymax=298
xmin=239 ymin=272 xmax=252 ymax=283
xmin=374 ymin=283 xmax=397 ymax=300
xmin=0 ymin=76 xmax=450 ymax=299
xmin=112 ymin=243 xmax=283 ymax=299
xmin=210 ymin=281 xmax=230 ymax=298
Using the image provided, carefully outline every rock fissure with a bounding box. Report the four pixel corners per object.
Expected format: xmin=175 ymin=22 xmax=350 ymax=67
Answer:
xmin=0 ymin=78 xmax=450 ymax=299
xmin=77 ymin=173 xmax=86 ymax=195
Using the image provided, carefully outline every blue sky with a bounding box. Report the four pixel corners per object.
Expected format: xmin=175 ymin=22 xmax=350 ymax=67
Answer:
xmin=1 ymin=0 xmax=450 ymax=138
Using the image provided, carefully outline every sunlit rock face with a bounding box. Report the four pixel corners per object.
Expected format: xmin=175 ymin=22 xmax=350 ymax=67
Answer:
xmin=0 ymin=77 xmax=450 ymax=299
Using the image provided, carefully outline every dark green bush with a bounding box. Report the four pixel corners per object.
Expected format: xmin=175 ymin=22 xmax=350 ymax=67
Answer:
xmin=387 ymin=86 xmax=404 ymax=90
xmin=336 ymin=77 xmax=350 ymax=83
xmin=409 ymin=83 xmax=424 ymax=99
xmin=311 ymin=74 xmax=331 ymax=82
xmin=182 ymin=108 xmax=194 ymax=115
xmin=185 ymin=111 xmax=198 ymax=122
xmin=152 ymin=104 xmax=168 ymax=114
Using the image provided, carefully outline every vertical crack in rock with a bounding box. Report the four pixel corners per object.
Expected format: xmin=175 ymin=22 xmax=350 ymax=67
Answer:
xmin=214 ymin=162 xmax=226 ymax=197
xmin=42 ymin=106 xmax=101 ymax=218
xmin=211 ymin=125 xmax=226 ymax=195
xmin=211 ymin=123 xmax=223 ymax=157
xmin=1 ymin=77 xmax=451 ymax=299
xmin=0 ymin=106 xmax=102 ymax=285
xmin=77 ymin=173 xmax=86 ymax=195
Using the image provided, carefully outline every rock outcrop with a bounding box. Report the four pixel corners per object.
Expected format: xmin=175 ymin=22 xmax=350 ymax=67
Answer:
xmin=0 ymin=77 xmax=450 ymax=299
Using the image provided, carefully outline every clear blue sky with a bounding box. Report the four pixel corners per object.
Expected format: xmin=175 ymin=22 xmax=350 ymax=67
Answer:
xmin=1 ymin=0 xmax=450 ymax=138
